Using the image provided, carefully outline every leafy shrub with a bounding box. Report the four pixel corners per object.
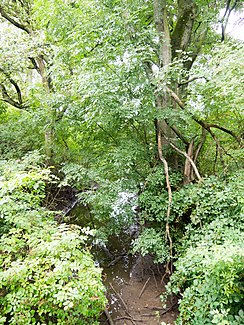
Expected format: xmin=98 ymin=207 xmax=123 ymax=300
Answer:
xmin=165 ymin=171 xmax=244 ymax=324
xmin=132 ymin=228 xmax=169 ymax=263
xmin=169 ymin=229 xmax=244 ymax=325
xmin=0 ymin=153 xmax=106 ymax=324
xmin=139 ymin=168 xmax=182 ymax=223
xmin=0 ymin=225 xmax=106 ymax=325
xmin=171 ymin=172 xmax=243 ymax=227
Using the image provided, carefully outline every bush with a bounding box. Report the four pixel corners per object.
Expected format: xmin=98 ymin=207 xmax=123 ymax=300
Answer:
xmin=132 ymin=228 xmax=169 ymax=263
xmin=169 ymin=228 xmax=244 ymax=325
xmin=165 ymin=171 xmax=244 ymax=325
xmin=0 ymin=153 xmax=106 ymax=324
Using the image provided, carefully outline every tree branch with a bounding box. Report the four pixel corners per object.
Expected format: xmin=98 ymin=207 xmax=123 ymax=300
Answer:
xmin=0 ymin=84 xmax=25 ymax=109
xmin=0 ymin=68 xmax=23 ymax=105
xmin=193 ymin=128 xmax=207 ymax=163
xmin=207 ymin=124 xmax=241 ymax=143
xmin=157 ymin=132 xmax=173 ymax=269
xmin=28 ymin=57 xmax=41 ymax=74
xmin=165 ymin=86 xmax=241 ymax=144
xmin=220 ymin=0 xmax=239 ymax=42
xmin=0 ymin=6 xmax=31 ymax=34
xmin=162 ymin=133 xmax=203 ymax=182
xmin=165 ymin=119 xmax=189 ymax=145
xmin=178 ymin=75 xmax=208 ymax=87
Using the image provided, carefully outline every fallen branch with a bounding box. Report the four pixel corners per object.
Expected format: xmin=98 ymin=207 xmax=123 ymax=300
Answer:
xmin=139 ymin=277 xmax=150 ymax=298
xmin=109 ymin=283 xmax=137 ymax=324
xmin=114 ymin=316 xmax=143 ymax=322
xmin=160 ymin=302 xmax=178 ymax=316
xmin=145 ymin=306 xmax=163 ymax=310
xmin=109 ymin=283 xmax=127 ymax=311
xmin=107 ymin=255 xmax=126 ymax=267
xmin=104 ymin=308 xmax=115 ymax=325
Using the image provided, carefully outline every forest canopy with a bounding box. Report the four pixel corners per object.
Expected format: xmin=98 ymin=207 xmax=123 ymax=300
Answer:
xmin=0 ymin=0 xmax=243 ymax=324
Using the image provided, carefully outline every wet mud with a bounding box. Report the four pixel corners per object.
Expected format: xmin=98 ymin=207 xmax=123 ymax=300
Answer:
xmin=100 ymin=255 xmax=178 ymax=325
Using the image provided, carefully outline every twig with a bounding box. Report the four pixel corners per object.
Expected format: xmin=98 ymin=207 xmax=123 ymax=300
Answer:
xmin=107 ymin=255 xmax=125 ymax=267
xmin=114 ymin=316 xmax=143 ymax=322
xmin=109 ymin=283 xmax=127 ymax=311
xmin=104 ymin=308 xmax=115 ymax=325
xmin=160 ymin=302 xmax=178 ymax=315
xmin=145 ymin=306 xmax=163 ymax=310
xmin=109 ymin=283 xmax=137 ymax=324
xmin=139 ymin=277 xmax=150 ymax=298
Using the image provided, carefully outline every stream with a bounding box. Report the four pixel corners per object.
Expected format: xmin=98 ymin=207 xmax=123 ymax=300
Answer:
xmin=68 ymin=203 xmax=178 ymax=325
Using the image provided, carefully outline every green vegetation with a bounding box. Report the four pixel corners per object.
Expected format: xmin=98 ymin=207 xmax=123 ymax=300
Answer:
xmin=167 ymin=172 xmax=244 ymax=324
xmin=0 ymin=0 xmax=243 ymax=324
xmin=0 ymin=154 xmax=106 ymax=324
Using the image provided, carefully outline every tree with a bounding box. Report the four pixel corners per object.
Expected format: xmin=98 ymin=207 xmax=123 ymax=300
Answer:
xmin=0 ymin=1 xmax=243 ymax=323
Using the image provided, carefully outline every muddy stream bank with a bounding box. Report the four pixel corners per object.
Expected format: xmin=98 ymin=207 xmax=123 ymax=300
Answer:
xmin=97 ymin=239 xmax=178 ymax=325
xmin=66 ymin=201 xmax=178 ymax=325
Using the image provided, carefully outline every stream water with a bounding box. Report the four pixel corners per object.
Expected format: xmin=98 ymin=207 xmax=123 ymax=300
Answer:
xmin=69 ymin=204 xmax=178 ymax=324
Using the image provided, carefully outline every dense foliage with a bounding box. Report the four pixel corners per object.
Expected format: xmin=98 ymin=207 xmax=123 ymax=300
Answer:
xmin=0 ymin=0 xmax=243 ymax=324
xmin=165 ymin=171 xmax=244 ymax=324
xmin=0 ymin=154 xmax=106 ymax=324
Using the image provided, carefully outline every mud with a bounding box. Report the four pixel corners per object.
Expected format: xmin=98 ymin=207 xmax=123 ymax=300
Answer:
xmin=64 ymin=201 xmax=178 ymax=324
xmin=100 ymin=255 xmax=178 ymax=325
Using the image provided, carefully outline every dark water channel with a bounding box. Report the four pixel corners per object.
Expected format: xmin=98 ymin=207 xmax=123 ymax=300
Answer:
xmin=68 ymin=204 xmax=178 ymax=325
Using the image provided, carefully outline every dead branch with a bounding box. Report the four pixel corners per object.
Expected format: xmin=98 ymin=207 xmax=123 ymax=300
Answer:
xmin=109 ymin=283 xmax=138 ymax=324
xmin=145 ymin=306 xmax=163 ymax=310
xmin=109 ymin=283 xmax=127 ymax=311
xmin=104 ymin=309 xmax=115 ymax=325
xmin=114 ymin=316 xmax=143 ymax=323
xmin=157 ymin=132 xmax=173 ymax=273
xmin=160 ymin=302 xmax=178 ymax=316
xmin=107 ymin=255 xmax=126 ymax=267
xmin=139 ymin=277 xmax=150 ymax=298
xmin=162 ymin=134 xmax=203 ymax=182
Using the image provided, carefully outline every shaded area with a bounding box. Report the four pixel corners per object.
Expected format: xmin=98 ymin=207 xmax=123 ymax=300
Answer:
xmin=100 ymin=254 xmax=178 ymax=325
xmin=62 ymin=200 xmax=178 ymax=324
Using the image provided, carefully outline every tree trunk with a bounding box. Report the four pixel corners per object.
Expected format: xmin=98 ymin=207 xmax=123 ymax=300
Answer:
xmin=153 ymin=0 xmax=197 ymax=173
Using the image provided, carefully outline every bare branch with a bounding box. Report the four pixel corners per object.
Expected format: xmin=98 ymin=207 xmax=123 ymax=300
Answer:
xmin=220 ymin=0 xmax=239 ymax=41
xmin=178 ymin=75 xmax=208 ymax=87
xmin=162 ymin=133 xmax=203 ymax=182
xmin=157 ymin=132 xmax=173 ymax=269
